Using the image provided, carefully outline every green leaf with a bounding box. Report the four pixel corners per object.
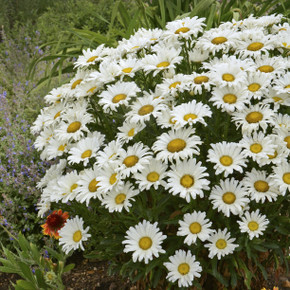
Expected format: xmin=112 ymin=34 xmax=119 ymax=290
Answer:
xmin=15 ymin=280 xmax=37 ymax=290
xmin=63 ymin=263 xmax=75 ymax=273
xmin=34 ymin=269 xmax=47 ymax=288
xmin=18 ymin=261 xmax=35 ymax=283
xmin=44 ymin=246 xmax=64 ymax=261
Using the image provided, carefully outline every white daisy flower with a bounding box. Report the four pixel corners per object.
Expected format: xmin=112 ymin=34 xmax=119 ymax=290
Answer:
xmin=231 ymin=103 xmax=276 ymax=133
xmin=254 ymin=55 xmax=286 ymax=76
xmin=164 ymin=16 xmax=205 ymax=39
xmin=101 ymin=182 xmax=138 ymax=212
xmin=125 ymin=93 xmax=166 ymax=124
xmin=166 ymin=158 xmax=210 ymax=202
xmin=239 ymin=131 xmax=276 ymax=163
xmin=209 ymin=178 xmax=249 ymax=217
xmin=58 ymin=216 xmax=91 ymax=254
xmin=164 ymin=250 xmax=202 ymax=288
xmin=74 ymin=45 xmax=106 ymax=68
xmin=273 ymin=113 xmax=290 ymax=131
xmin=188 ymin=47 xmax=210 ymax=63
xmin=156 ymin=108 xmax=178 ymax=129
xmin=134 ymin=159 xmax=167 ymax=191
xmin=96 ymin=140 xmax=123 ymax=167
xmin=242 ymin=168 xmax=279 ymax=203
xmin=204 ymin=228 xmax=238 ymax=260
xmin=141 ymin=47 xmax=183 ymax=76
xmin=122 ymin=220 xmax=167 ymax=264
xmin=177 ymin=211 xmax=213 ymax=245
xmin=74 ymin=79 xmax=103 ymax=98
xmin=153 ymin=127 xmax=202 ymax=163
xmin=69 ymin=69 xmax=90 ymax=92
xmin=171 ymin=100 xmax=212 ymax=127
xmin=37 ymin=199 xmax=51 ymax=218
xmin=99 ymin=81 xmax=141 ymax=113
xmin=44 ymin=85 xmax=70 ymax=105
xmin=68 ymin=131 xmax=105 ymax=166
xmin=42 ymin=102 xmax=66 ymax=126
xmin=88 ymin=60 xmax=120 ymax=84
xmin=207 ymin=142 xmax=247 ymax=177
xmin=116 ymin=56 xmax=141 ymax=79
xmin=269 ymin=162 xmax=290 ymax=196
xmin=44 ymin=137 xmax=72 ymax=161
xmin=237 ymin=210 xmax=269 ymax=240
xmin=262 ymin=88 xmax=290 ymax=108
xmin=117 ymin=120 xmax=146 ymax=144
xmin=116 ymin=142 xmax=152 ymax=177
xmin=210 ymin=86 xmax=249 ymax=113
xmin=76 ymin=165 xmax=103 ymax=206
xmin=188 ymin=72 xmax=213 ymax=95
xmin=273 ymin=71 xmax=290 ymax=94
xmin=244 ymin=72 xmax=271 ymax=100
xmin=34 ymin=125 xmax=55 ymax=151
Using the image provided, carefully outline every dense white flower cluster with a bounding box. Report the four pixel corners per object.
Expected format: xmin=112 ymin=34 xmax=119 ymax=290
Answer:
xmin=33 ymin=14 xmax=289 ymax=287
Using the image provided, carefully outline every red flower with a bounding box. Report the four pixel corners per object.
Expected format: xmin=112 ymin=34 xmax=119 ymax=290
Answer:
xmin=41 ymin=209 xmax=69 ymax=239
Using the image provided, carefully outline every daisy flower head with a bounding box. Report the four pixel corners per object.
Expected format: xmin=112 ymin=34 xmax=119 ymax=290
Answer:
xmin=273 ymin=71 xmax=290 ymax=94
xmin=209 ymin=178 xmax=249 ymax=217
xmin=242 ymin=168 xmax=279 ymax=203
xmin=188 ymin=46 xmax=210 ymax=63
xmin=95 ymin=140 xmax=123 ymax=167
xmin=207 ymin=142 xmax=247 ymax=177
xmin=204 ymin=228 xmax=238 ymax=260
xmin=74 ymin=45 xmax=106 ymax=68
xmin=156 ymin=108 xmax=179 ymax=129
xmin=41 ymin=209 xmax=69 ymax=239
xmin=237 ymin=210 xmax=269 ymax=240
xmin=164 ymin=250 xmax=202 ymax=288
xmin=231 ymin=103 xmax=276 ymax=133
xmin=269 ymin=162 xmax=290 ymax=196
xmin=58 ymin=215 xmax=91 ymax=254
xmin=101 ymin=182 xmax=139 ymax=212
xmin=188 ymin=72 xmax=213 ymax=95
xmin=44 ymin=84 xmax=70 ymax=105
xmin=74 ymin=79 xmax=103 ymax=99
xmin=134 ymin=158 xmax=167 ymax=191
xmin=117 ymin=120 xmax=146 ymax=144
xmin=43 ymin=137 xmax=71 ymax=161
xmin=88 ymin=60 xmax=120 ymax=84
xmin=125 ymin=93 xmax=166 ymax=124
xmin=164 ymin=16 xmax=206 ymax=39
xmin=141 ymin=47 xmax=183 ymax=76
xmin=117 ymin=142 xmax=152 ymax=177
xmin=153 ymin=127 xmax=202 ymax=163
xmin=171 ymin=100 xmax=212 ymax=127
xmin=177 ymin=211 xmax=213 ymax=245
xmin=166 ymin=158 xmax=210 ymax=202
xmin=210 ymin=85 xmax=249 ymax=113
xmin=116 ymin=56 xmax=141 ymax=79
xmin=254 ymin=55 xmax=286 ymax=76
xmin=122 ymin=220 xmax=167 ymax=264
xmin=99 ymin=81 xmax=141 ymax=113
xmin=262 ymin=88 xmax=290 ymax=109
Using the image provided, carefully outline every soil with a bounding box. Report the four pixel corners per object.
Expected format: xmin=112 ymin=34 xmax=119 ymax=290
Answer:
xmin=1 ymin=252 xmax=289 ymax=290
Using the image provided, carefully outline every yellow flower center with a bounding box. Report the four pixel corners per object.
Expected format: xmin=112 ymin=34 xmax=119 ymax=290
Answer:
xmin=88 ymin=179 xmax=99 ymax=192
xmin=216 ymin=239 xmax=227 ymax=249
xmin=250 ymin=143 xmax=263 ymax=153
xmin=283 ymin=172 xmax=290 ymax=184
xmin=167 ymin=138 xmax=186 ymax=153
xmin=139 ymin=236 xmax=152 ymax=250
xmin=58 ymin=144 xmax=66 ymax=151
xmin=67 ymin=121 xmax=81 ymax=133
xmin=109 ymin=153 xmax=116 ymax=159
xmin=267 ymin=150 xmax=278 ymax=159
xmin=128 ymin=128 xmax=135 ymax=137
xmin=123 ymin=155 xmax=139 ymax=167
xmin=222 ymin=74 xmax=235 ymax=82
xmin=156 ymin=61 xmax=170 ymax=68
xmin=284 ymin=136 xmax=290 ymax=149
xmin=131 ymin=45 xmax=140 ymax=50
xmin=169 ymin=117 xmax=177 ymax=124
xmin=71 ymin=79 xmax=82 ymax=89
xmin=81 ymin=149 xmax=92 ymax=159
xmin=245 ymin=112 xmax=263 ymax=123
xmin=248 ymin=83 xmax=261 ymax=92
xmin=180 ymin=174 xmax=194 ymax=188
xmin=115 ymin=193 xmax=126 ymax=204
xmin=248 ymin=221 xmax=259 ymax=231
xmin=189 ymin=222 xmax=201 ymax=234
xmin=169 ymin=81 xmax=181 ymax=89
xmin=285 ymin=84 xmax=290 ymax=89
xmin=73 ymin=230 xmax=82 ymax=242
xmin=223 ymin=94 xmax=237 ymax=104
xmin=247 ymin=42 xmax=264 ymax=51
xmin=222 ymin=192 xmax=236 ymax=204
xmin=183 ymin=113 xmax=197 ymax=121
xmin=254 ymin=180 xmax=269 ymax=192
xmin=194 ymin=76 xmax=209 ymax=84
xmin=147 ymin=171 xmax=160 ymax=182
xmin=112 ymin=94 xmax=127 ymax=103
xmin=70 ymin=183 xmax=78 ymax=192
xmin=175 ymin=27 xmax=190 ymax=34
xmin=54 ymin=111 xmax=61 ymax=119
xmin=122 ymin=67 xmax=133 ymax=73
xmin=211 ymin=37 xmax=227 ymax=44
xmin=178 ymin=263 xmax=190 ymax=275
xmin=138 ymin=105 xmax=154 ymax=116
xmin=258 ymin=65 xmax=274 ymax=73
xmin=109 ymin=173 xmax=117 ymax=185
xmin=87 ymin=56 xmax=98 ymax=63
xmin=219 ymin=155 xmax=233 ymax=166
xmin=272 ymin=96 xmax=282 ymax=102
xmin=87 ymin=86 xmax=97 ymax=94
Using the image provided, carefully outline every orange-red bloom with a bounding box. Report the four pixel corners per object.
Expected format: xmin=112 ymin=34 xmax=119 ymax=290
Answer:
xmin=41 ymin=209 xmax=69 ymax=239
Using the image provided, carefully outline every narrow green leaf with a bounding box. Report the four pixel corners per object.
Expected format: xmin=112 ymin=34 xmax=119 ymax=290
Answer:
xmin=18 ymin=261 xmax=35 ymax=283
xmin=63 ymin=263 xmax=75 ymax=273
xmin=158 ymin=0 xmax=166 ymax=28
xmin=15 ymin=280 xmax=36 ymax=290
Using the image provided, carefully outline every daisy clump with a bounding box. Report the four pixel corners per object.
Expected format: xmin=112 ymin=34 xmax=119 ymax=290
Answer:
xmin=33 ymin=13 xmax=289 ymax=289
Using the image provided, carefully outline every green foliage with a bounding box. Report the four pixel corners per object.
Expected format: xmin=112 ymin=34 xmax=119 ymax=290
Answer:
xmin=0 ymin=230 xmax=74 ymax=289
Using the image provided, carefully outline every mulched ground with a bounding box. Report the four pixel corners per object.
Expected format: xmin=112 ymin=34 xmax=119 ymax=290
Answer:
xmin=1 ymin=252 xmax=289 ymax=290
